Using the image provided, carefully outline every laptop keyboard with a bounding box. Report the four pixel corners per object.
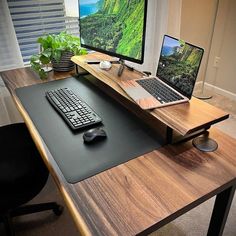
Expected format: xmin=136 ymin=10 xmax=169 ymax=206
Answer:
xmin=136 ymin=78 xmax=184 ymax=104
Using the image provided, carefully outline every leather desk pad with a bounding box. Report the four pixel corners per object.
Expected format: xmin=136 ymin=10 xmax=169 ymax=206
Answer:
xmin=16 ymin=76 xmax=163 ymax=183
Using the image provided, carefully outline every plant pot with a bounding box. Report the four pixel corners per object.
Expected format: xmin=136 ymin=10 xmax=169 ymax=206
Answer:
xmin=51 ymin=51 xmax=75 ymax=72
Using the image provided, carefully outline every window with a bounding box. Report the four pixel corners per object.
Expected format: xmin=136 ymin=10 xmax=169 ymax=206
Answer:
xmin=7 ymin=0 xmax=74 ymax=64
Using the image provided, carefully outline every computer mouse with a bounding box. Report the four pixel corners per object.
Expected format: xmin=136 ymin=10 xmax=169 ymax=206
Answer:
xmin=99 ymin=60 xmax=112 ymax=70
xmin=83 ymin=128 xmax=107 ymax=143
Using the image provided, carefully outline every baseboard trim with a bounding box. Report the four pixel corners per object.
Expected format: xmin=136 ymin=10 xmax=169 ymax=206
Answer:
xmin=195 ymin=81 xmax=236 ymax=101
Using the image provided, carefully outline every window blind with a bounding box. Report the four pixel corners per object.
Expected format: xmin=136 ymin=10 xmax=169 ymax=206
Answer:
xmin=7 ymin=0 xmax=67 ymax=64
xmin=65 ymin=17 xmax=79 ymax=37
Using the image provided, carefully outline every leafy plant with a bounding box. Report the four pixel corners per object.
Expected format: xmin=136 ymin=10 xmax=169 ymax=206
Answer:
xmin=30 ymin=31 xmax=87 ymax=79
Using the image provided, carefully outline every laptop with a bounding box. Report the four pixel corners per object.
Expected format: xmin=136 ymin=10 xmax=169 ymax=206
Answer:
xmin=118 ymin=35 xmax=204 ymax=110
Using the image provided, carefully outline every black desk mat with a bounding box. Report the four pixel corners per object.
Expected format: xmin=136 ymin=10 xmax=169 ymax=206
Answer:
xmin=16 ymin=76 xmax=164 ymax=183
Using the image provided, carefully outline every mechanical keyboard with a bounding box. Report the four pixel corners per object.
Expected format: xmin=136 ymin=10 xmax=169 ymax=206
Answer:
xmin=136 ymin=78 xmax=184 ymax=104
xmin=46 ymin=88 xmax=102 ymax=130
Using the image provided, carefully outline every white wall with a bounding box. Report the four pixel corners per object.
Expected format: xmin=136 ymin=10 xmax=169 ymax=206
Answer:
xmin=205 ymin=0 xmax=236 ymax=94
xmin=0 ymin=0 xmax=23 ymax=71
xmin=180 ymin=0 xmax=236 ymax=95
xmin=180 ymin=0 xmax=218 ymax=83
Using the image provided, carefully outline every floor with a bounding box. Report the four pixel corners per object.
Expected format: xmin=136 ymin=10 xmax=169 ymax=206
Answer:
xmin=0 ymin=90 xmax=236 ymax=236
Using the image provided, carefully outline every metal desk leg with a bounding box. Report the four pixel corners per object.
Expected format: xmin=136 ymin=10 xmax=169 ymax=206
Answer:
xmin=75 ymin=64 xmax=89 ymax=76
xmin=207 ymin=185 xmax=236 ymax=236
xmin=166 ymin=126 xmax=212 ymax=146
xmin=75 ymin=64 xmax=79 ymax=74
xmin=166 ymin=127 xmax=173 ymax=144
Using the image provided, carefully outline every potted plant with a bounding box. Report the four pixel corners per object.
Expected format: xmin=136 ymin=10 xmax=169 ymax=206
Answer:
xmin=30 ymin=31 xmax=87 ymax=79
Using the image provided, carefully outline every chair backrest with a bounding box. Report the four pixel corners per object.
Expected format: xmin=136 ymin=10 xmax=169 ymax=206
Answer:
xmin=0 ymin=123 xmax=48 ymax=213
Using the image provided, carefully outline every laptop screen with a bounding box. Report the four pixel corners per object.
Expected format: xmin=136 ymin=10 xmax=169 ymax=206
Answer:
xmin=156 ymin=35 xmax=204 ymax=99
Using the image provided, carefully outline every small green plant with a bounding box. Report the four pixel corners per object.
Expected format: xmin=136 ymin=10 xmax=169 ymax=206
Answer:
xmin=30 ymin=31 xmax=87 ymax=79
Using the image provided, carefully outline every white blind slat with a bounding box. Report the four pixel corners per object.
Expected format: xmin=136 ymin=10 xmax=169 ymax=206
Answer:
xmin=12 ymin=11 xmax=64 ymax=20
xmin=10 ymin=5 xmax=64 ymax=14
xmin=8 ymin=0 xmax=63 ymax=7
xmin=13 ymin=17 xmax=65 ymax=26
xmin=20 ymin=43 xmax=39 ymax=49
xmin=16 ymin=22 xmax=66 ymax=33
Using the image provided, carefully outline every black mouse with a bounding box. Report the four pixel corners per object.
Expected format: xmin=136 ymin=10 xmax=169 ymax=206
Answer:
xmin=83 ymin=128 xmax=107 ymax=143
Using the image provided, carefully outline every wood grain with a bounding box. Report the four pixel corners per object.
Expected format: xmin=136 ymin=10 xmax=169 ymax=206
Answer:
xmin=72 ymin=53 xmax=229 ymax=136
xmin=1 ymin=66 xmax=236 ymax=236
xmin=1 ymin=66 xmax=76 ymax=94
xmin=73 ymin=128 xmax=236 ymax=235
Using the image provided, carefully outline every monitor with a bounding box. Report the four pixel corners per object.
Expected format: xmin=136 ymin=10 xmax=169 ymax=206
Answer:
xmin=156 ymin=35 xmax=204 ymax=98
xmin=79 ymin=0 xmax=148 ymax=64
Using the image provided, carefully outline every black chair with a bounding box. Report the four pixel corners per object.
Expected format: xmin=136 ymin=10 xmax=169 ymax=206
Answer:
xmin=0 ymin=123 xmax=63 ymax=236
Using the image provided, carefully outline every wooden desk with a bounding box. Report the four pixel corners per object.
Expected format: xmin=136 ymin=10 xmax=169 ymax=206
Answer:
xmin=72 ymin=52 xmax=229 ymax=143
xmin=1 ymin=67 xmax=236 ymax=236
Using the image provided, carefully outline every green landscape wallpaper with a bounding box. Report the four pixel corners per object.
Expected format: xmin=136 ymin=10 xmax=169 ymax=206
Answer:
xmin=79 ymin=0 xmax=145 ymax=61
xmin=157 ymin=36 xmax=204 ymax=96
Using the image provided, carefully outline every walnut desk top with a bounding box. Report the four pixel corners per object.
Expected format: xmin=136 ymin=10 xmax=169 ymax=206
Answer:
xmin=1 ymin=67 xmax=236 ymax=236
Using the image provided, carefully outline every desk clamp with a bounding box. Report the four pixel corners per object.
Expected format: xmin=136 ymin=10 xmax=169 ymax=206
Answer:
xmin=166 ymin=126 xmax=218 ymax=152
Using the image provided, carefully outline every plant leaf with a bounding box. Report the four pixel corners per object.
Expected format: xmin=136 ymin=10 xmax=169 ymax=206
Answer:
xmin=41 ymin=48 xmax=52 ymax=58
xmin=53 ymin=50 xmax=62 ymax=62
xmin=39 ymin=54 xmax=51 ymax=65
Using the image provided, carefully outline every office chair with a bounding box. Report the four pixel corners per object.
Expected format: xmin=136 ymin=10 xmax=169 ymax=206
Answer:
xmin=0 ymin=123 xmax=63 ymax=236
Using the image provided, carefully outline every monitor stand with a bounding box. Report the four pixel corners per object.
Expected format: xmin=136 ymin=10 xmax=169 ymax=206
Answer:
xmin=117 ymin=59 xmax=152 ymax=77
xmin=117 ymin=59 xmax=134 ymax=76
xmin=192 ymin=131 xmax=218 ymax=152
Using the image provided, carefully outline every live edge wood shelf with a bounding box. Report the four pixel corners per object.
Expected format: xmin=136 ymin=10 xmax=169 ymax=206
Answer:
xmin=72 ymin=52 xmax=229 ymax=142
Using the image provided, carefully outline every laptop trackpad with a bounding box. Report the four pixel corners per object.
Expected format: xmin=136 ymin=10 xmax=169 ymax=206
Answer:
xmin=124 ymin=86 xmax=151 ymax=100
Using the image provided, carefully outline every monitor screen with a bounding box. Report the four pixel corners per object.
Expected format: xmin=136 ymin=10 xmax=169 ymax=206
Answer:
xmin=156 ymin=35 xmax=204 ymax=98
xmin=79 ymin=0 xmax=147 ymax=64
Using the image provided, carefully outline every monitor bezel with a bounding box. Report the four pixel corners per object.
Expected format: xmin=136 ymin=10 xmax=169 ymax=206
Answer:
xmin=79 ymin=0 xmax=148 ymax=64
xmin=156 ymin=35 xmax=204 ymax=99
